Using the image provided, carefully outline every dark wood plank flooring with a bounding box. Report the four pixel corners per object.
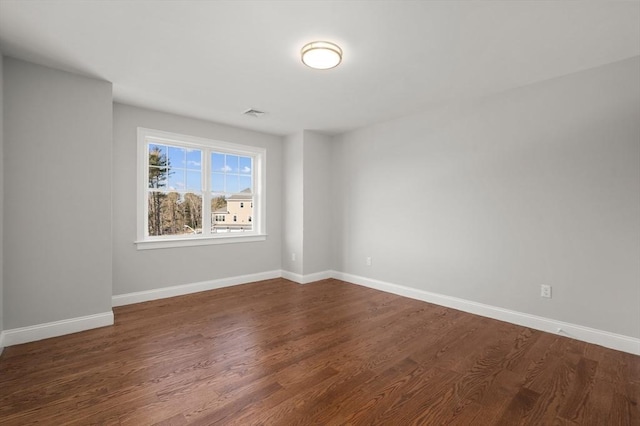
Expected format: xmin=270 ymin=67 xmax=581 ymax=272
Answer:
xmin=0 ymin=278 xmax=638 ymax=425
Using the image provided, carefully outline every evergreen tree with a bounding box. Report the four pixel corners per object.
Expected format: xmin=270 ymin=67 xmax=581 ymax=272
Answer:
xmin=148 ymin=147 xmax=171 ymax=236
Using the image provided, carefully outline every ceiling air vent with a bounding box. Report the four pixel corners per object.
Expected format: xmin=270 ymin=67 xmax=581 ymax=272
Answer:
xmin=243 ymin=108 xmax=266 ymax=118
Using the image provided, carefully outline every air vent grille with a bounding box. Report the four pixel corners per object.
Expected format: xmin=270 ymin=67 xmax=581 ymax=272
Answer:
xmin=243 ymin=108 xmax=266 ymax=117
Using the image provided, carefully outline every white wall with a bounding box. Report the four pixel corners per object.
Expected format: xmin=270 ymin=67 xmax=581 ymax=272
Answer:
xmin=112 ymin=103 xmax=283 ymax=295
xmin=281 ymin=131 xmax=304 ymax=275
xmin=302 ymin=131 xmax=333 ymax=275
xmin=3 ymin=58 xmax=113 ymax=329
xmin=332 ymin=56 xmax=640 ymax=338
xmin=281 ymin=130 xmax=333 ymax=278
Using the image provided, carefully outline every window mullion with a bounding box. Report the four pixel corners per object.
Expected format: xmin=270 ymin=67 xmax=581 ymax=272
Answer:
xmin=201 ymin=148 xmax=212 ymax=235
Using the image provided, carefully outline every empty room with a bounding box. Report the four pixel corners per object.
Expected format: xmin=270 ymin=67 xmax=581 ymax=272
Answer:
xmin=0 ymin=1 xmax=639 ymax=424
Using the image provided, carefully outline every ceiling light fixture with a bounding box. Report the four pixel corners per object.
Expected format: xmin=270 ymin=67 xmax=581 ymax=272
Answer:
xmin=301 ymin=41 xmax=342 ymax=70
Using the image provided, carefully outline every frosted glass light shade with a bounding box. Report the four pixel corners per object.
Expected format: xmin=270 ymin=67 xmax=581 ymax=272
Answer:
xmin=301 ymin=41 xmax=342 ymax=70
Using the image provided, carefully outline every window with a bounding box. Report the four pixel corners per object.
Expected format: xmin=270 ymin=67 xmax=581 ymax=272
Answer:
xmin=137 ymin=128 xmax=266 ymax=249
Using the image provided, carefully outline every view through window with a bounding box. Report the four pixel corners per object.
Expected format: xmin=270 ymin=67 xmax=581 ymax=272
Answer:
xmin=138 ymin=128 xmax=265 ymax=248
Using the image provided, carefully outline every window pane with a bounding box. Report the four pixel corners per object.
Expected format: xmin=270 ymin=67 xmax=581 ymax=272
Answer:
xmin=149 ymin=144 xmax=167 ymax=160
xmin=225 ymin=155 xmax=239 ymax=173
xmin=239 ymin=156 xmax=252 ymax=174
xmin=186 ymin=149 xmax=202 ymax=170
xmin=212 ymin=153 xmax=225 ymax=172
xmin=168 ymin=146 xmax=186 ymax=168
xmin=239 ymin=175 xmax=252 ymax=192
xmin=212 ymin=173 xmax=225 ymax=192
xmin=211 ymin=194 xmax=253 ymax=233
xmin=147 ymin=191 xmax=202 ymax=236
xmin=226 ymin=174 xmax=239 ymax=193
xmin=149 ymin=166 xmax=168 ymax=189
xmin=149 ymin=144 xmax=169 ymax=189
xmin=186 ymin=170 xmax=202 ymax=191
xmin=168 ymin=169 xmax=185 ymax=191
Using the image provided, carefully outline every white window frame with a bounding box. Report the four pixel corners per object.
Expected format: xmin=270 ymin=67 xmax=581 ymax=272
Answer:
xmin=136 ymin=127 xmax=267 ymax=250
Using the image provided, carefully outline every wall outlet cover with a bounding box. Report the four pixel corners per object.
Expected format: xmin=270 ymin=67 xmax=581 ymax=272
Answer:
xmin=541 ymin=285 xmax=552 ymax=298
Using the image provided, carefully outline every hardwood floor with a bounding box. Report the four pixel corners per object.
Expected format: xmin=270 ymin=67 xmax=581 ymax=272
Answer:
xmin=0 ymin=278 xmax=638 ymax=425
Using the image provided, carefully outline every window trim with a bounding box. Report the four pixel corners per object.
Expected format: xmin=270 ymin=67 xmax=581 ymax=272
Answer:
xmin=135 ymin=127 xmax=267 ymax=250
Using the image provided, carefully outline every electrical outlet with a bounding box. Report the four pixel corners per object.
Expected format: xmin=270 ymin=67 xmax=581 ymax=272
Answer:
xmin=366 ymin=256 xmax=372 ymax=266
xmin=291 ymin=252 xmax=296 ymax=262
xmin=541 ymin=285 xmax=552 ymax=298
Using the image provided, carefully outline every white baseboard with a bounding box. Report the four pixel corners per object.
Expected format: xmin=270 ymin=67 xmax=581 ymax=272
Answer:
xmin=0 ymin=331 xmax=5 ymax=355
xmin=281 ymin=270 xmax=303 ymax=283
xmin=7 ymin=270 xmax=632 ymax=355
xmin=302 ymin=270 xmax=332 ymax=283
xmin=330 ymin=271 xmax=640 ymax=356
xmin=112 ymin=270 xmax=282 ymax=307
xmin=1 ymin=311 xmax=114 ymax=348
xmin=281 ymin=269 xmax=332 ymax=284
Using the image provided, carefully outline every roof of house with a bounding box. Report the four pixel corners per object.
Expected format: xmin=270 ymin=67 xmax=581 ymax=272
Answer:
xmin=227 ymin=188 xmax=252 ymax=201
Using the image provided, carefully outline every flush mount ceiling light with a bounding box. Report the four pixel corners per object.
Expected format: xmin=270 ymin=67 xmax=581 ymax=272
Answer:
xmin=301 ymin=41 xmax=342 ymax=70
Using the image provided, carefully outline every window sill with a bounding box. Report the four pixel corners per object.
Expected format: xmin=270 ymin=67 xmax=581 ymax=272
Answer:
xmin=135 ymin=234 xmax=267 ymax=250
